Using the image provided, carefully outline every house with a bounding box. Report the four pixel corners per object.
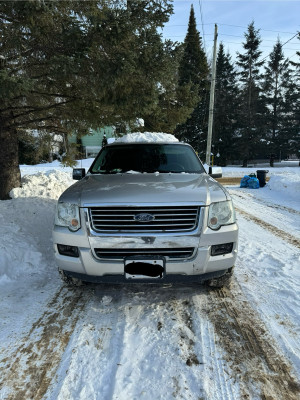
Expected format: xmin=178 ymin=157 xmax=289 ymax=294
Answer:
xmin=69 ymin=126 xmax=115 ymax=158
xmin=69 ymin=119 xmax=144 ymax=158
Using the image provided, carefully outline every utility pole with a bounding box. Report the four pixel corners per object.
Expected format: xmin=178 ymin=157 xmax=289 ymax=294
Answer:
xmin=205 ymin=24 xmax=218 ymax=166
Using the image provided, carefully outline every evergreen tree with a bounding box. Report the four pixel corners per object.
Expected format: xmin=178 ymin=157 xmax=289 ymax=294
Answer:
xmin=177 ymin=5 xmax=208 ymax=91
xmin=288 ymin=32 xmax=300 ymax=160
xmin=142 ymin=40 xmax=199 ymax=133
xmin=213 ymin=43 xmax=239 ymax=166
xmin=0 ymin=0 xmax=174 ymax=199
xmin=290 ymin=32 xmax=300 ymax=68
xmin=236 ymin=22 xmax=266 ymax=167
xmin=262 ymin=40 xmax=297 ymax=165
xmin=280 ymin=67 xmax=300 ymax=161
xmin=174 ymin=5 xmax=209 ymax=156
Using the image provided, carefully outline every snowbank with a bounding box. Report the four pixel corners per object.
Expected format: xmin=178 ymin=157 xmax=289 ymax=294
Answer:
xmin=1 ymin=170 xmax=76 ymax=283
xmin=20 ymin=158 xmax=95 ymax=177
xmin=10 ymin=170 xmax=74 ymax=199
xmin=115 ymin=132 xmax=179 ymax=143
xmin=0 ymin=216 xmax=43 ymax=282
xmin=268 ymin=173 xmax=300 ymax=193
xmin=221 ymin=165 xmax=300 ymax=177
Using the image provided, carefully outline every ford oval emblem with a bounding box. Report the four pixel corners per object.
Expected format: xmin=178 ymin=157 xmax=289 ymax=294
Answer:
xmin=134 ymin=213 xmax=155 ymax=223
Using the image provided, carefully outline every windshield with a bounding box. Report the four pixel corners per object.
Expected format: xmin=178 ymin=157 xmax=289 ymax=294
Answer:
xmin=90 ymin=144 xmax=205 ymax=174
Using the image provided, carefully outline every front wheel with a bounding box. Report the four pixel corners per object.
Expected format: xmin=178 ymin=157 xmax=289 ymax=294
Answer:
xmin=59 ymin=268 xmax=84 ymax=287
xmin=204 ymin=267 xmax=234 ymax=289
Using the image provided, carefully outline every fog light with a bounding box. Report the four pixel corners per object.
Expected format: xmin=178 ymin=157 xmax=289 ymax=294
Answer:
xmin=71 ymin=218 xmax=79 ymax=228
xmin=57 ymin=244 xmax=79 ymax=258
xmin=211 ymin=243 xmax=233 ymax=256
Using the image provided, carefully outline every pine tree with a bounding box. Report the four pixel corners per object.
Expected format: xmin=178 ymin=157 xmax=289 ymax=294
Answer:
xmin=280 ymin=67 xmax=300 ymax=161
xmin=236 ymin=22 xmax=266 ymax=167
xmin=0 ymin=0 xmax=174 ymax=199
xmin=177 ymin=5 xmax=208 ymax=91
xmin=213 ymin=43 xmax=239 ymax=166
xmin=288 ymin=32 xmax=300 ymax=160
xmin=290 ymin=32 xmax=300 ymax=69
xmin=174 ymin=5 xmax=209 ymax=156
xmin=262 ymin=40 xmax=297 ymax=165
xmin=142 ymin=40 xmax=199 ymax=133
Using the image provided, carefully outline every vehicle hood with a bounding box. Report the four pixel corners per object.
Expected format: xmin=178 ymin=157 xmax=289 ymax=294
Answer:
xmin=59 ymin=173 xmax=229 ymax=206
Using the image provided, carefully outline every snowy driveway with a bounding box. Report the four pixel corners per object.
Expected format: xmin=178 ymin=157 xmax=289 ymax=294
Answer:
xmin=0 ymin=167 xmax=299 ymax=400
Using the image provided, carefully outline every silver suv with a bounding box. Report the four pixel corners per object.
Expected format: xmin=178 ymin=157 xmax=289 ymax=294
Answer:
xmin=53 ymin=139 xmax=238 ymax=287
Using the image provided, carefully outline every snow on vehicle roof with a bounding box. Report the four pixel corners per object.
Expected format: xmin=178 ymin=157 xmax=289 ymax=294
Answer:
xmin=115 ymin=132 xmax=179 ymax=143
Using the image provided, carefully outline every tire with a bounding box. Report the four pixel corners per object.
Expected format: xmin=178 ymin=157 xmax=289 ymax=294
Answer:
xmin=204 ymin=267 xmax=234 ymax=289
xmin=58 ymin=268 xmax=84 ymax=287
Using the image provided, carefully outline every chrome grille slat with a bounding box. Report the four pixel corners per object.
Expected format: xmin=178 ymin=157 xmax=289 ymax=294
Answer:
xmin=89 ymin=206 xmax=200 ymax=233
xmin=93 ymin=206 xmax=198 ymax=214
xmin=91 ymin=214 xmax=197 ymax=218
xmin=91 ymin=223 xmax=195 ymax=227
xmin=94 ymin=247 xmax=195 ymax=260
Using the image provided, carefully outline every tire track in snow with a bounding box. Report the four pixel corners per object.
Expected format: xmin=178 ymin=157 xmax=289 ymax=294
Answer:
xmin=205 ymin=281 xmax=300 ymax=400
xmin=235 ymin=207 xmax=300 ymax=249
xmin=164 ymin=291 xmax=240 ymax=399
xmin=192 ymin=293 xmax=243 ymax=400
xmin=91 ymin=287 xmax=127 ymax=400
xmin=170 ymin=298 xmax=201 ymax=367
xmin=167 ymin=296 xmax=208 ymax=400
xmin=101 ymin=286 xmax=210 ymax=400
xmin=0 ymin=285 xmax=90 ymax=400
xmin=45 ymin=285 xmax=128 ymax=400
xmin=231 ymin=190 xmax=300 ymax=216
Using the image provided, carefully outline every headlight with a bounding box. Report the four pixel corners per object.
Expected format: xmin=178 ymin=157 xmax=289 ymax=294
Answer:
xmin=55 ymin=202 xmax=81 ymax=231
xmin=208 ymin=200 xmax=236 ymax=230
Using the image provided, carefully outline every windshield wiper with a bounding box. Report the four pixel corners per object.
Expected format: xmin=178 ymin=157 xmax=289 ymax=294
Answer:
xmin=92 ymin=169 xmax=122 ymax=174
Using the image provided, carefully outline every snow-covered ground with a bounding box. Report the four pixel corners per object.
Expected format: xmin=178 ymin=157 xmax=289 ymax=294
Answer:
xmin=0 ymin=159 xmax=299 ymax=400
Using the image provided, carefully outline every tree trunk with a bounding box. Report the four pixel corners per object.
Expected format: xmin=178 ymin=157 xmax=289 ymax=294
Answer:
xmin=0 ymin=127 xmax=21 ymax=200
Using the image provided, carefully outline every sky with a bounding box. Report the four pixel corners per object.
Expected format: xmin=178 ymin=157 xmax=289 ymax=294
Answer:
xmin=162 ymin=0 xmax=300 ymax=63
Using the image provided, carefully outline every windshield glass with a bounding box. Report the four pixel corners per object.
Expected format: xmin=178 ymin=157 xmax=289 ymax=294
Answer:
xmin=90 ymin=144 xmax=205 ymax=174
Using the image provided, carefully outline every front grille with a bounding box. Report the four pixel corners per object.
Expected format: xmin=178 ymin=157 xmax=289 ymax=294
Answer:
xmin=89 ymin=206 xmax=200 ymax=233
xmin=94 ymin=248 xmax=195 ymax=260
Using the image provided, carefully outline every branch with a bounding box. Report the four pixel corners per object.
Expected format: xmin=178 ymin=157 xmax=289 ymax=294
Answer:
xmin=0 ymin=103 xmax=37 ymax=113
xmin=11 ymin=99 xmax=75 ymax=121
xmin=0 ymin=14 xmax=17 ymax=23
xmin=9 ymin=115 xmax=59 ymax=129
xmin=29 ymin=90 xmax=75 ymax=99
xmin=31 ymin=125 xmax=66 ymax=132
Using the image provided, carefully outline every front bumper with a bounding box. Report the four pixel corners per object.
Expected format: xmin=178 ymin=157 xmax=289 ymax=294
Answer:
xmin=53 ymin=230 xmax=238 ymax=283
xmin=53 ymin=205 xmax=238 ymax=283
xmin=61 ymin=268 xmax=231 ymax=284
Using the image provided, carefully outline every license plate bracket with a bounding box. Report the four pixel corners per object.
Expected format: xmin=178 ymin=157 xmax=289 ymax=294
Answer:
xmin=124 ymin=256 xmax=165 ymax=280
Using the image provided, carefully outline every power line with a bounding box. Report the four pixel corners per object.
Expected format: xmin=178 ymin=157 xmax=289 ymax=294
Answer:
xmin=169 ymin=33 xmax=299 ymax=46
xmin=198 ymin=0 xmax=206 ymax=51
xmin=287 ymin=52 xmax=298 ymax=60
xmin=258 ymin=32 xmax=299 ymax=63
xmin=163 ymin=23 xmax=296 ymax=35
xmin=279 ymin=32 xmax=299 ymax=48
xmin=165 ymin=37 xmax=298 ymax=51
xmin=209 ymin=23 xmax=297 ymax=35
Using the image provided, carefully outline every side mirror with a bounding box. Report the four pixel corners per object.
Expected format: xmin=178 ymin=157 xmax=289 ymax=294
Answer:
xmin=73 ymin=168 xmax=86 ymax=180
xmin=208 ymin=166 xmax=222 ymax=178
